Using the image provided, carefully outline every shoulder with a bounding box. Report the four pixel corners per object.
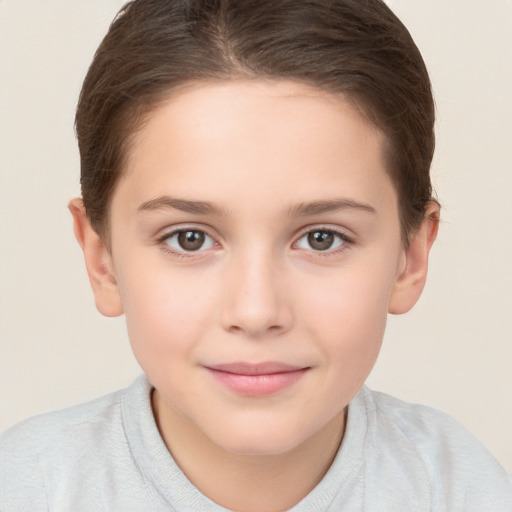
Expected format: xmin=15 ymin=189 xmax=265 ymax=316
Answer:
xmin=0 ymin=379 xmax=142 ymax=510
xmin=356 ymin=387 xmax=512 ymax=510
xmin=1 ymin=385 xmax=125 ymax=455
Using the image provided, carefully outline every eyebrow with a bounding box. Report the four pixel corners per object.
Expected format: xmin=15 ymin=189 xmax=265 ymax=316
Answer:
xmin=288 ymin=199 xmax=377 ymax=216
xmin=137 ymin=196 xmax=224 ymax=215
xmin=137 ymin=195 xmax=376 ymax=217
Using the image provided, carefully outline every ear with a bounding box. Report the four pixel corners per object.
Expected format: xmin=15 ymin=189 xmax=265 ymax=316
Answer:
xmin=388 ymin=201 xmax=440 ymax=315
xmin=68 ymin=198 xmax=124 ymax=317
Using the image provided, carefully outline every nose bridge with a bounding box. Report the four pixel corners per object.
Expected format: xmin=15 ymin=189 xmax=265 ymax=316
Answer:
xmin=221 ymin=243 xmax=292 ymax=337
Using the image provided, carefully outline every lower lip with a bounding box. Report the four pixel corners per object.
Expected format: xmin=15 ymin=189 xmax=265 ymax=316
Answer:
xmin=206 ymin=368 xmax=309 ymax=396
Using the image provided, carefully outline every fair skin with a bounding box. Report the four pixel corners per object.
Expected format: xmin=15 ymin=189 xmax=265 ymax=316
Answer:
xmin=70 ymin=80 xmax=438 ymax=512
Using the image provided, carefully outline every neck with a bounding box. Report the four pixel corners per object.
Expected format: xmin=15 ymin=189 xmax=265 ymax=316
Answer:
xmin=152 ymin=391 xmax=346 ymax=512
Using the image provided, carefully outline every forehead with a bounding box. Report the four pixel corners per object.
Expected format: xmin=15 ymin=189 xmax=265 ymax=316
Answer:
xmin=114 ymin=80 xmax=396 ymax=217
xmin=129 ymin=80 xmax=383 ymax=158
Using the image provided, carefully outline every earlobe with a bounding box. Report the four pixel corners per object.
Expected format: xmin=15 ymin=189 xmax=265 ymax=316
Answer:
xmin=68 ymin=198 xmax=124 ymax=317
xmin=388 ymin=202 xmax=440 ymax=315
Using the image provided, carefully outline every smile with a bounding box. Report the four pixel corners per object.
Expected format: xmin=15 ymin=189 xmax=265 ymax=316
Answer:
xmin=204 ymin=363 xmax=310 ymax=396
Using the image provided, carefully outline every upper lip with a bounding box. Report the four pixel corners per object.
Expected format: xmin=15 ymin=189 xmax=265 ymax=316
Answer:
xmin=204 ymin=362 xmax=308 ymax=375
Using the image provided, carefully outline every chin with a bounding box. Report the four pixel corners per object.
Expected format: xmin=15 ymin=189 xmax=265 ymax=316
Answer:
xmin=207 ymin=418 xmax=318 ymax=457
xmin=220 ymin=436 xmax=302 ymax=457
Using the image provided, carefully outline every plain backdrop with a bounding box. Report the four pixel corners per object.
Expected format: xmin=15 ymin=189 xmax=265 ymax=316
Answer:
xmin=1 ymin=0 xmax=511 ymax=473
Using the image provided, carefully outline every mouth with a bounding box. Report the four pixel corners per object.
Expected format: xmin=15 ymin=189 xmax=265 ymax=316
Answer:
xmin=203 ymin=362 xmax=310 ymax=396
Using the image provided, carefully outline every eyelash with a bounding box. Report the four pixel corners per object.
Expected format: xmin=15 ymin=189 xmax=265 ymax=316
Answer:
xmin=294 ymin=227 xmax=354 ymax=256
xmin=157 ymin=227 xmax=218 ymax=259
xmin=156 ymin=226 xmax=354 ymax=259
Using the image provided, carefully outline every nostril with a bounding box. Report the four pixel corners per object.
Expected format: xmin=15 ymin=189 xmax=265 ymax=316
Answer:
xmin=226 ymin=322 xmax=287 ymax=338
xmin=220 ymin=269 xmax=293 ymax=337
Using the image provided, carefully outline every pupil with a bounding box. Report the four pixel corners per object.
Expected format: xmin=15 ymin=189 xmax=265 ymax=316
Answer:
xmin=178 ymin=230 xmax=205 ymax=251
xmin=308 ymin=231 xmax=334 ymax=251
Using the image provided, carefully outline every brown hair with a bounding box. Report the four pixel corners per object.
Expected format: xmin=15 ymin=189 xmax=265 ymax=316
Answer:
xmin=76 ymin=0 xmax=435 ymax=243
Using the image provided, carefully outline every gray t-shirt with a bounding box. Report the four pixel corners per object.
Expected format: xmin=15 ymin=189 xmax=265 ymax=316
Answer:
xmin=1 ymin=375 xmax=511 ymax=511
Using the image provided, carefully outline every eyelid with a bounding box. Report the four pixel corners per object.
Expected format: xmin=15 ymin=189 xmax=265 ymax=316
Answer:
xmin=154 ymin=223 xmax=354 ymax=258
xmin=156 ymin=224 xmax=221 ymax=257
xmin=156 ymin=222 xmax=217 ymax=240
xmin=293 ymin=225 xmax=355 ymax=253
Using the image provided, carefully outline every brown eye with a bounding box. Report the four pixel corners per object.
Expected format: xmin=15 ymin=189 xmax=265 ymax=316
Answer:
xmin=296 ymin=229 xmax=347 ymax=252
xmin=177 ymin=230 xmax=205 ymax=251
xmin=307 ymin=231 xmax=334 ymax=251
xmin=164 ymin=230 xmax=214 ymax=253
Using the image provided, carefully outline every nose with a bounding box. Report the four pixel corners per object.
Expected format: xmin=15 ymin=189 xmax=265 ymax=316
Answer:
xmin=220 ymin=248 xmax=293 ymax=338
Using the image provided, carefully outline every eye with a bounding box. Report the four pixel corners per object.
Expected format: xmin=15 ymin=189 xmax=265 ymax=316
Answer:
xmin=296 ymin=229 xmax=348 ymax=252
xmin=163 ymin=229 xmax=215 ymax=253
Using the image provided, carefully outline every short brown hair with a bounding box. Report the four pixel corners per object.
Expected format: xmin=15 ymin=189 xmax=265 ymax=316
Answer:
xmin=76 ymin=0 xmax=435 ymax=242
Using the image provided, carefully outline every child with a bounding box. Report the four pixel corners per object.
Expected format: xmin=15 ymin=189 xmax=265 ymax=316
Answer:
xmin=1 ymin=0 xmax=511 ymax=510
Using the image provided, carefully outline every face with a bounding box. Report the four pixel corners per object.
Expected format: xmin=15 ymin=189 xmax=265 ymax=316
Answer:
xmin=89 ymin=81 xmax=418 ymax=456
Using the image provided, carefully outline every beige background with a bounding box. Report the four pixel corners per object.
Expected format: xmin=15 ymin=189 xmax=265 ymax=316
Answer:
xmin=1 ymin=1 xmax=511 ymax=472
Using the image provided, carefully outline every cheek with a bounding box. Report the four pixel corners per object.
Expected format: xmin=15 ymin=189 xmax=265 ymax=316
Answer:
xmin=300 ymin=258 xmax=397 ymax=363
xmin=116 ymin=259 xmax=219 ymax=368
xmin=305 ymin=282 xmax=388 ymax=401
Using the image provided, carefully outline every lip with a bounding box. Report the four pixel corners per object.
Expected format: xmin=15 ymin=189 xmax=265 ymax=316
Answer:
xmin=204 ymin=362 xmax=310 ymax=396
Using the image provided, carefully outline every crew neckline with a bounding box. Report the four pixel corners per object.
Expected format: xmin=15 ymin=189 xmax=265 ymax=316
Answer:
xmin=121 ymin=375 xmax=368 ymax=511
